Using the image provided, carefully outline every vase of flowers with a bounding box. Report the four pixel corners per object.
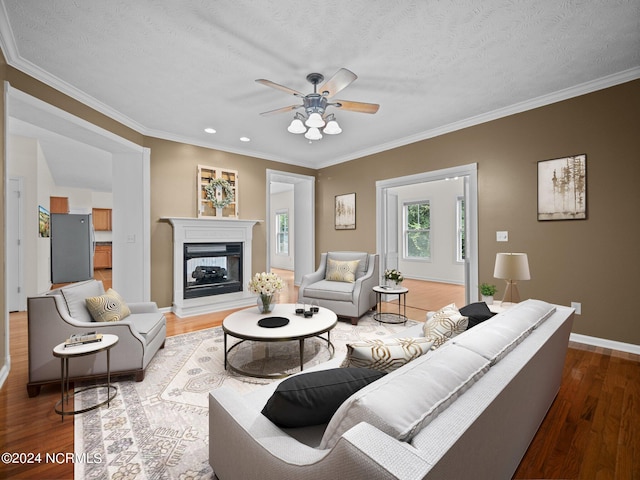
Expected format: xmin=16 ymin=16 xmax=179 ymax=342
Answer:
xmin=248 ymin=272 xmax=284 ymax=314
xmin=384 ymin=269 xmax=404 ymax=288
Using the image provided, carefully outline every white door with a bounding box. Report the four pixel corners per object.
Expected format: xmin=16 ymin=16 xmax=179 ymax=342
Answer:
xmin=7 ymin=177 xmax=24 ymax=311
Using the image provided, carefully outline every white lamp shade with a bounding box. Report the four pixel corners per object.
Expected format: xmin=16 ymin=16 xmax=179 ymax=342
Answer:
xmin=323 ymin=119 xmax=342 ymax=135
xmin=305 ymin=112 xmax=325 ymax=128
xmin=304 ymin=127 xmax=323 ymax=140
xmin=287 ymin=118 xmax=306 ymax=134
xmin=494 ymin=253 xmax=530 ymax=280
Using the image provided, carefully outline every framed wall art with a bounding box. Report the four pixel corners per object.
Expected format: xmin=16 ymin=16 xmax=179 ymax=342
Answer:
xmin=38 ymin=205 xmax=50 ymax=237
xmin=335 ymin=193 xmax=356 ymax=230
xmin=537 ymin=154 xmax=587 ymax=221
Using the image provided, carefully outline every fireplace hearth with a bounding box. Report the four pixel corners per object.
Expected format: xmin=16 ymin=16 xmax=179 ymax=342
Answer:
xmin=165 ymin=217 xmax=259 ymax=317
xmin=184 ymin=242 xmax=243 ymax=299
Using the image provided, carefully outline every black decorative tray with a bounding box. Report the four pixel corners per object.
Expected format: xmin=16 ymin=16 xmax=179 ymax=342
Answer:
xmin=258 ymin=317 xmax=290 ymax=328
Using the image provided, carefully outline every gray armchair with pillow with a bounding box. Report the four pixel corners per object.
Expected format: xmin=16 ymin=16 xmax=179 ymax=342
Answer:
xmin=298 ymin=252 xmax=379 ymax=325
xmin=26 ymin=279 xmax=166 ymax=397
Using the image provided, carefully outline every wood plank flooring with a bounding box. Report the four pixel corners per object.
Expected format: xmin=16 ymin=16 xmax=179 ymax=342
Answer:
xmin=1 ymin=270 xmax=638 ymax=479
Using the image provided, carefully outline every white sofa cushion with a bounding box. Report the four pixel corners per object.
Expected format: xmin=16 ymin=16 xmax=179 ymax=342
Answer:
xmin=302 ymin=280 xmax=354 ymax=302
xmin=423 ymin=303 xmax=468 ymax=348
xmin=341 ymin=337 xmax=434 ymax=373
xmin=453 ymin=300 xmax=556 ymax=364
xmin=60 ymin=280 xmax=105 ymax=323
xmin=319 ymin=344 xmax=490 ymax=449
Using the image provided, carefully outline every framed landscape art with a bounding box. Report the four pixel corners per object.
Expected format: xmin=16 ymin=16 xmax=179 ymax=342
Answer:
xmin=335 ymin=193 xmax=356 ymax=230
xmin=537 ymin=154 xmax=587 ymax=221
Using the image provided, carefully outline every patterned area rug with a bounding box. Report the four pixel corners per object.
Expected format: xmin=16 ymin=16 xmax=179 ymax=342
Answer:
xmin=74 ymin=314 xmax=417 ymax=479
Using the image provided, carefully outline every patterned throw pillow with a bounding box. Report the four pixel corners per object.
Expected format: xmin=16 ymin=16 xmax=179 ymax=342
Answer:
xmin=85 ymin=288 xmax=131 ymax=322
xmin=325 ymin=259 xmax=360 ymax=283
xmin=341 ymin=337 xmax=434 ymax=373
xmin=423 ymin=303 xmax=468 ymax=348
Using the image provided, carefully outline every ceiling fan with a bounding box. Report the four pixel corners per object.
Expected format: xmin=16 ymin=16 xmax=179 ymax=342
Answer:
xmin=256 ymin=68 xmax=379 ymax=140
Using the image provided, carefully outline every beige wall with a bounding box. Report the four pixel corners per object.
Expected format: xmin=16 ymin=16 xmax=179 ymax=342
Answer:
xmin=143 ymin=137 xmax=315 ymax=307
xmin=317 ymin=80 xmax=640 ymax=345
xmin=1 ymin=52 xmax=638 ymax=350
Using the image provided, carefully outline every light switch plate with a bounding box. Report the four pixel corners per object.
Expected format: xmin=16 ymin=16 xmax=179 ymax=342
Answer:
xmin=496 ymin=231 xmax=508 ymax=242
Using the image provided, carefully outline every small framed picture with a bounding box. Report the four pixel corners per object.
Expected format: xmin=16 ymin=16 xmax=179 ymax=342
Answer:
xmin=537 ymin=154 xmax=587 ymax=221
xmin=335 ymin=193 xmax=356 ymax=230
xmin=38 ymin=205 xmax=50 ymax=237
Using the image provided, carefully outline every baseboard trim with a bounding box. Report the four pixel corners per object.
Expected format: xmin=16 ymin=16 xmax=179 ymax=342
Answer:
xmin=570 ymin=333 xmax=640 ymax=356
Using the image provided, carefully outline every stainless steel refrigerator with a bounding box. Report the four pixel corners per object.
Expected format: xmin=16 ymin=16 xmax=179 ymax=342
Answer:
xmin=51 ymin=213 xmax=94 ymax=283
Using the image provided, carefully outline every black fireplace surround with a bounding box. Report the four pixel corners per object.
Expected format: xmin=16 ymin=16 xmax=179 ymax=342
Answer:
xmin=184 ymin=242 xmax=243 ymax=299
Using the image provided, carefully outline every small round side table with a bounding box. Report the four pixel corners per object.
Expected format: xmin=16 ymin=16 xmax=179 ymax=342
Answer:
xmin=373 ymin=285 xmax=409 ymax=324
xmin=52 ymin=333 xmax=119 ymax=421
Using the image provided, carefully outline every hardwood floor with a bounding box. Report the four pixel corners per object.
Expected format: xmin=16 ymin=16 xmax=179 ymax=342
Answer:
xmin=1 ymin=270 xmax=638 ymax=479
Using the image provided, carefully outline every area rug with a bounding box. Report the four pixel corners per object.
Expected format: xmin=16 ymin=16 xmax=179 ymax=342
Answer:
xmin=74 ymin=315 xmax=417 ymax=479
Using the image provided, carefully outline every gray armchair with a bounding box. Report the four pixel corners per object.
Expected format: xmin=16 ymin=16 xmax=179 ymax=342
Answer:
xmin=26 ymin=279 xmax=166 ymax=397
xmin=298 ymin=252 xmax=379 ymax=325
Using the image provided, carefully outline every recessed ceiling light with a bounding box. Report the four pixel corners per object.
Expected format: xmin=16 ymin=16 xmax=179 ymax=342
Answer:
xmin=204 ymin=127 xmax=216 ymax=134
xmin=240 ymin=137 xmax=251 ymax=142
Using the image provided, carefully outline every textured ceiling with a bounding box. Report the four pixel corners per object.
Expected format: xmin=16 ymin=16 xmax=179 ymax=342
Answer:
xmin=1 ymin=0 xmax=639 ymax=181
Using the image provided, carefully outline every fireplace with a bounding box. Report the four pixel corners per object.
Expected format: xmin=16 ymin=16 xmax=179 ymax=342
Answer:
xmin=165 ymin=217 xmax=259 ymax=317
xmin=184 ymin=242 xmax=243 ymax=299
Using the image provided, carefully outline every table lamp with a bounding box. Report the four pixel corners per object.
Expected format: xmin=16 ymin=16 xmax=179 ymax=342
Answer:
xmin=494 ymin=253 xmax=530 ymax=304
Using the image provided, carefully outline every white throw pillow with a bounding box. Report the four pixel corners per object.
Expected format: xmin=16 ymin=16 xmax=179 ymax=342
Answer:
xmin=325 ymin=259 xmax=360 ymax=283
xmin=423 ymin=303 xmax=468 ymax=348
xmin=341 ymin=337 xmax=434 ymax=373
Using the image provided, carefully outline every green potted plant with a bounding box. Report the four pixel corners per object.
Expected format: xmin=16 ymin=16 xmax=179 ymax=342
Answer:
xmin=480 ymin=283 xmax=497 ymax=305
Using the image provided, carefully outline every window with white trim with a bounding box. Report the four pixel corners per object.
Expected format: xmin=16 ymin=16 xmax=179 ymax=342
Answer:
xmin=404 ymin=201 xmax=431 ymax=259
xmin=275 ymin=210 xmax=289 ymax=255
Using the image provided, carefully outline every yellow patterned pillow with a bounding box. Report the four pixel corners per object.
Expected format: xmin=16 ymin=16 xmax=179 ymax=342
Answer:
xmin=423 ymin=303 xmax=468 ymax=348
xmin=85 ymin=288 xmax=131 ymax=322
xmin=325 ymin=259 xmax=360 ymax=283
xmin=341 ymin=337 xmax=434 ymax=373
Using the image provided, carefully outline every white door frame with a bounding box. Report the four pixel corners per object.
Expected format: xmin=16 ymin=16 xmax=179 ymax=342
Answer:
xmin=7 ymin=176 xmax=24 ymax=311
xmin=266 ymin=170 xmax=315 ymax=286
xmin=376 ymin=163 xmax=478 ymax=304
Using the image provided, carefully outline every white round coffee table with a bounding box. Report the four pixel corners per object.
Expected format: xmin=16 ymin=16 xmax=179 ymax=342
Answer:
xmin=223 ymin=303 xmax=337 ymax=379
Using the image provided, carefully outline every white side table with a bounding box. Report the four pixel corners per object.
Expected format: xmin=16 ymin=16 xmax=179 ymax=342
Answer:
xmin=52 ymin=333 xmax=119 ymax=421
xmin=373 ymin=285 xmax=409 ymax=324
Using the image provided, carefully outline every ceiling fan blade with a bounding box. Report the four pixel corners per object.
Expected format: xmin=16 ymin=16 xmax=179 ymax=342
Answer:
xmin=319 ymin=68 xmax=357 ymax=98
xmin=333 ymin=100 xmax=380 ymax=114
xmin=259 ymin=105 xmax=301 ymax=116
xmin=256 ymin=79 xmax=305 ymax=98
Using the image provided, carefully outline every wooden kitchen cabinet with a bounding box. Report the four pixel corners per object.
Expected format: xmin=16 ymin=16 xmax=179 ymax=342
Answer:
xmin=92 ymin=208 xmax=112 ymax=231
xmin=50 ymin=196 xmax=69 ymax=214
xmin=94 ymin=244 xmax=112 ymax=269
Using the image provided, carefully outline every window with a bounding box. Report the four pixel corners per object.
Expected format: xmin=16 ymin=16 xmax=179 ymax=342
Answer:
xmin=456 ymin=196 xmax=465 ymax=262
xmin=404 ymin=201 xmax=430 ymax=259
xmin=275 ymin=210 xmax=289 ymax=255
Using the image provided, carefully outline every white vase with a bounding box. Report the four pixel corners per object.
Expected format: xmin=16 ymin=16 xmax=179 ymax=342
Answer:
xmin=481 ymin=295 xmax=494 ymax=305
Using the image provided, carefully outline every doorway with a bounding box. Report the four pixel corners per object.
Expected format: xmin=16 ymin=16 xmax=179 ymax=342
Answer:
xmin=266 ymin=170 xmax=315 ymax=286
xmin=376 ymin=163 xmax=479 ymax=306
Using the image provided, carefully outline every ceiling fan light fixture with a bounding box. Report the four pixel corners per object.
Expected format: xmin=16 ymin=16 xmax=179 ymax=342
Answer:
xmin=305 ymin=112 xmax=325 ymax=128
xmin=287 ymin=117 xmax=306 ymax=134
xmin=323 ymin=115 xmax=342 ymax=135
xmin=305 ymin=127 xmax=323 ymax=140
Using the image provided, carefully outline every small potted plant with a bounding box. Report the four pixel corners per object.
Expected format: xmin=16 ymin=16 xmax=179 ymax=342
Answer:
xmin=384 ymin=269 xmax=404 ymax=288
xmin=480 ymin=283 xmax=497 ymax=305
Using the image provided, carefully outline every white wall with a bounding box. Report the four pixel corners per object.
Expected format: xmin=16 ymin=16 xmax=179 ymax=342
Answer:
xmin=391 ymin=178 xmax=464 ymax=284
xmin=269 ymin=187 xmax=294 ymax=270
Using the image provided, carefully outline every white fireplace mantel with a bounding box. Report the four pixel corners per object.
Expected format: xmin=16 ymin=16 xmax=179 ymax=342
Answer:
xmin=163 ymin=217 xmax=262 ymax=317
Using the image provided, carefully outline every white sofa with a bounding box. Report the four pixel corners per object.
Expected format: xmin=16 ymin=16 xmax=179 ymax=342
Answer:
xmin=298 ymin=251 xmax=379 ymax=325
xmin=27 ymin=279 xmax=166 ymax=397
xmin=209 ymin=300 xmax=574 ymax=479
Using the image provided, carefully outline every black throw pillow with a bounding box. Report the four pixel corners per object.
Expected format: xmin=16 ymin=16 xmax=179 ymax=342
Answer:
xmin=460 ymin=301 xmax=496 ymax=329
xmin=261 ymin=367 xmax=386 ymax=428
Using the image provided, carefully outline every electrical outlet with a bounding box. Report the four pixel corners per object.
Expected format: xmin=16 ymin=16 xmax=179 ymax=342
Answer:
xmin=571 ymin=302 xmax=581 ymax=315
xmin=496 ymin=231 xmax=508 ymax=242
